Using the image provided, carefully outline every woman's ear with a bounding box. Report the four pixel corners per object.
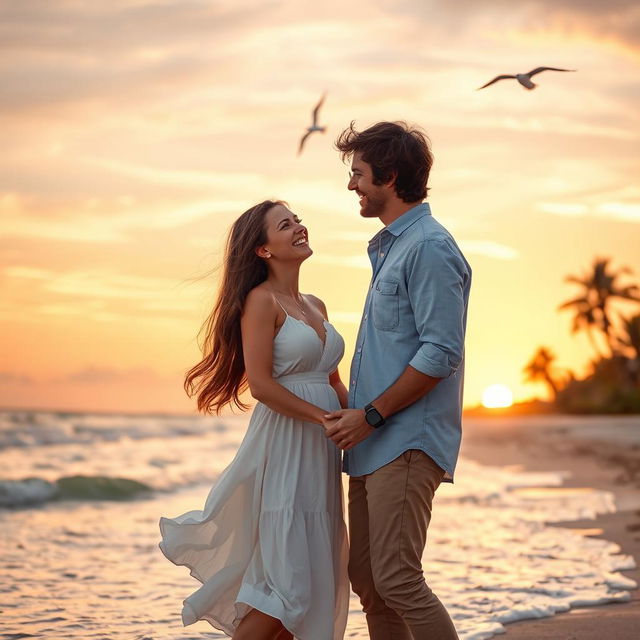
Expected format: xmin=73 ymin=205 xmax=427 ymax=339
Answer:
xmin=256 ymin=246 xmax=272 ymax=259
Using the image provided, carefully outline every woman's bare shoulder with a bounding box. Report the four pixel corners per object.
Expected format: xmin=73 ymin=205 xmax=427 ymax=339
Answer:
xmin=243 ymin=284 xmax=278 ymax=318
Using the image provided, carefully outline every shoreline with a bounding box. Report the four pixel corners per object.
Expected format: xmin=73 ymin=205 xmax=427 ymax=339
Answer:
xmin=460 ymin=414 xmax=640 ymax=638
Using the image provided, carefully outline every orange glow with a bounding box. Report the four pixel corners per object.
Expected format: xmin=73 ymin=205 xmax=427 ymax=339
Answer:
xmin=0 ymin=2 xmax=639 ymax=414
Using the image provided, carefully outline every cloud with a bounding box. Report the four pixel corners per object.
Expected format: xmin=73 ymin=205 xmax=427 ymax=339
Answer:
xmin=525 ymin=0 xmax=640 ymax=51
xmin=86 ymin=157 xmax=269 ymax=193
xmin=459 ymin=240 xmax=519 ymax=261
xmin=0 ymin=372 xmax=34 ymax=385
xmin=596 ymin=202 xmax=640 ymax=222
xmin=60 ymin=366 xmax=164 ymax=385
xmin=0 ymin=364 xmax=170 ymax=389
xmin=0 ymin=188 xmax=254 ymax=242
xmin=2 ymin=264 xmax=204 ymax=326
xmin=0 ymin=2 xmax=287 ymax=119
xmin=385 ymin=0 xmax=640 ymax=51
xmin=0 ymin=1 xmax=273 ymax=58
xmin=537 ymin=198 xmax=640 ymax=222
xmin=5 ymin=265 xmax=184 ymax=300
xmin=538 ymin=202 xmax=589 ymax=216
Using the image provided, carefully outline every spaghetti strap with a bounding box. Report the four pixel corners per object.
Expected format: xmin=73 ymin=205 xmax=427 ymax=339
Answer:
xmin=272 ymin=295 xmax=289 ymax=316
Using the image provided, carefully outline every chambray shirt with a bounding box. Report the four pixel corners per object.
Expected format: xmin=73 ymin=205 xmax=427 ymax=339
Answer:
xmin=344 ymin=203 xmax=471 ymax=481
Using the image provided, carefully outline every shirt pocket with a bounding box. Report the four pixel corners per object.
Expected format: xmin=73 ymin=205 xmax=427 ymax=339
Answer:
xmin=372 ymin=280 xmax=400 ymax=330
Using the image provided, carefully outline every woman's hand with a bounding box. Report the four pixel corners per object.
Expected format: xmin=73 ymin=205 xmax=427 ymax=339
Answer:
xmin=322 ymin=409 xmax=375 ymax=450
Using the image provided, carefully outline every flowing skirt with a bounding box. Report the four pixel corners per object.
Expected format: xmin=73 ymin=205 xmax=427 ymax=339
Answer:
xmin=159 ymin=379 xmax=349 ymax=640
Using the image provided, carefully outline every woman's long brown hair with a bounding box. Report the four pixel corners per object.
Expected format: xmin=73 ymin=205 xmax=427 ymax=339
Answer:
xmin=184 ymin=200 xmax=283 ymax=413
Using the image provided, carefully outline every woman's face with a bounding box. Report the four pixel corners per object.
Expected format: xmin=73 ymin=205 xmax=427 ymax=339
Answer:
xmin=259 ymin=204 xmax=312 ymax=262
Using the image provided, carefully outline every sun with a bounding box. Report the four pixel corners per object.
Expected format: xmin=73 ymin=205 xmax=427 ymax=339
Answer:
xmin=481 ymin=384 xmax=514 ymax=409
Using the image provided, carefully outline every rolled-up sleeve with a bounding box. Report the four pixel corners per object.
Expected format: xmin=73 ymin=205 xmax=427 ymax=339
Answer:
xmin=406 ymin=238 xmax=469 ymax=378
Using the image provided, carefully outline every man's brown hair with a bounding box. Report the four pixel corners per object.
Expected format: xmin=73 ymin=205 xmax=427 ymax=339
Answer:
xmin=335 ymin=121 xmax=433 ymax=202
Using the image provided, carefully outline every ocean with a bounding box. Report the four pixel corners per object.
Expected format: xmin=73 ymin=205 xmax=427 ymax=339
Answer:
xmin=0 ymin=410 xmax=635 ymax=640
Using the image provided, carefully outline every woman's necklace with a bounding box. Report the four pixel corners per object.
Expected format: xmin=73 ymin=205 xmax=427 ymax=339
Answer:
xmin=292 ymin=296 xmax=307 ymax=317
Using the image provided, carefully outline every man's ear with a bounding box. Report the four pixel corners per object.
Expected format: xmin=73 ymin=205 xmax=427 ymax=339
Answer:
xmin=383 ymin=171 xmax=398 ymax=189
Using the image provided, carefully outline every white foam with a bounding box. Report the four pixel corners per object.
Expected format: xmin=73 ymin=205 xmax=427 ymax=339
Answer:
xmin=427 ymin=459 xmax=636 ymax=637
xmin=0 ymin=477 xmax=58 ymax=506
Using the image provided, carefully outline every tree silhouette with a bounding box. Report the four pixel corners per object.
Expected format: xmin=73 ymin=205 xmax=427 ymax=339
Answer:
xmin=559 ymin=258 xmax=640 ymax=357
xmin=620 ymin=314 xmax=640 ymax=360
xmin=523 ymin=347 xmax=560 ymax=399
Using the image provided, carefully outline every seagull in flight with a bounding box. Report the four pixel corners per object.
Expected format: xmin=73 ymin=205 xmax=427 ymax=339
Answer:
xmin=298 ymin=93 xmax=326 ymax=155
xmin=477 ymin=67 xmax=576 ymax=91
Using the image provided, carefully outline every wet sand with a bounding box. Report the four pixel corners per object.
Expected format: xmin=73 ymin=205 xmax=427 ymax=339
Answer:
xmin=460 ymin=413 xmax=640 ymax=639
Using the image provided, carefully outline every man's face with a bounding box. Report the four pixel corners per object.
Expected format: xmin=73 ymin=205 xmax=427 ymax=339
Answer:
xmin=347 ymin=152 xmax=388 ymax=219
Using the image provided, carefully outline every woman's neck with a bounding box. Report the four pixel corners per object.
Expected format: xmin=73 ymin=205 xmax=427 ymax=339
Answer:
xmin=266 ymin=265 xmax=301 ymax=297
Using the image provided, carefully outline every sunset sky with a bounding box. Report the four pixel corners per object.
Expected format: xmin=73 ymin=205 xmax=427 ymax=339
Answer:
xmin=1 ymin=0 xmax=639 ymax=414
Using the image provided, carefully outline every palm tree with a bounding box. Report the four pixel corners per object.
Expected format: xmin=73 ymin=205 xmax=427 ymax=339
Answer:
xmin=619 ymin=314 xmax=640 ymax=385
xmin=559 ymin=258 xmax=640 ymax=357
xmin=620 ymin=314 xmax=640 ymax=360
xmin=557 ymin=292 xmax=604 ymax=358
xmin=523 ymin=346 xmax=561 ymax=399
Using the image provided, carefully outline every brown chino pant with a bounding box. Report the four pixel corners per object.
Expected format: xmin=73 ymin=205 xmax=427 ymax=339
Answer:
xmin=348 ymin=450 xmax=459 ymax=640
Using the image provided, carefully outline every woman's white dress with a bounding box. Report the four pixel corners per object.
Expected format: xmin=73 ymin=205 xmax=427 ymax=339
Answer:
xmin=159 ymin=314 xmax=349 ymax=640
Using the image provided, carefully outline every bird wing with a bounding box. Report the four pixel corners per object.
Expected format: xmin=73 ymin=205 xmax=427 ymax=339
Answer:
xmin=527 ymin=67 xmax=576 ymax=77
xmin=477 ymin=75 xmax=516 ymax=90
xmin=311 ymin=93 xmax=326 ymax=126
xmin=298 ymin=131 xmax=312 ymax=155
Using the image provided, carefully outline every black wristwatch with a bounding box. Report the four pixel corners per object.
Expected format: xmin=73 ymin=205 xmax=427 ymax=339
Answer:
xmin=364 ymin=403 xmax=386 ymax=429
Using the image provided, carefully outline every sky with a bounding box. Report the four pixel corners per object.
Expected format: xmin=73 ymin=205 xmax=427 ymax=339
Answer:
xmin=1 ymin=0 xmax=639 ymax=414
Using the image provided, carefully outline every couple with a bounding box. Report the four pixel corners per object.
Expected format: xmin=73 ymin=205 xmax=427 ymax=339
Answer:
xmin=159 ymin=121 xmax=472 ymax=640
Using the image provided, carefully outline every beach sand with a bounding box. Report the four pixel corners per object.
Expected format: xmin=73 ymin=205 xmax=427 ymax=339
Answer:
xmin=460 ymin=414 xmax=640 ymax=639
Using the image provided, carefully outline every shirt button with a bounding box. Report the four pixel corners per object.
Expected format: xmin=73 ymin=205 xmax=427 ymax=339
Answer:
xmin=380 ymin=252 xmax=385 ymax=257
xmin=351 ymin=380 xmax=356 ymax=385
xmin=357 ymin=347 xmax=362 ymax=353
xmin=364 ymin=314 xmax=368 ymax=320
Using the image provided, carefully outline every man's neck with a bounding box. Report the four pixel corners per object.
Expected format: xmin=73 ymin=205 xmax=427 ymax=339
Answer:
xmin=379 ymin=200 xmax=423 ymax=227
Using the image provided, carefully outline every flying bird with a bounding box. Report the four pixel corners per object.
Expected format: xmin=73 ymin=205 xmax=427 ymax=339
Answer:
xmin=298 ymin=93 xmax=326 ymax=155
xmin=477 ymin=67 xmax=576 ymax=91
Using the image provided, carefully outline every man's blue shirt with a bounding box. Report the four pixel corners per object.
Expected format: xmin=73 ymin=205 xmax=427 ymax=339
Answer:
xmin=344 ymin=203 xmax=472 ymax=481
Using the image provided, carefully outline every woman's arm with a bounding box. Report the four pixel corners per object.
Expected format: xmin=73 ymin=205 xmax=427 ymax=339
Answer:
xmin=329 ymin=369 xmax=348 ymax=409
xmin=241 ymin=287 xmax=327 ymax=425
xmin=306 ymin=294 xmax=348 ymax=409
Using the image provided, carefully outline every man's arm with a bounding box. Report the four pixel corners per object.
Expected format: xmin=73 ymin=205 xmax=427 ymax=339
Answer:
xmin=324 ymin=365 xmax=440 ymax=450
xmin=372 ymin=365 xmax=441 ymax=416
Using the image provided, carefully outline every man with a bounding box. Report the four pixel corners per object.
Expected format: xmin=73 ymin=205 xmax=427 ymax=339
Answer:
xmin=324 ymin=121 xmax=471 ymax=640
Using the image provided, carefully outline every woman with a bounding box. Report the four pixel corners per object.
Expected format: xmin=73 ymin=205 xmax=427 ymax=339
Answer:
xmin=159 ymin=200 xmax=349 ymax=640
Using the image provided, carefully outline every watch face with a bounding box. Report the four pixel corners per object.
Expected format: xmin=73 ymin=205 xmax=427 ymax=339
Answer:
xmin=366 ymin=407 xmax=384 ymax=428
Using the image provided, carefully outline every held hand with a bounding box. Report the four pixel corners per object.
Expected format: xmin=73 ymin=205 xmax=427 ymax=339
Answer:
xmin=323 ymin=409 xmax=347 ymax=421
xmin=321 ymin=416 xmax=341 ymax=431
xmin=322 ymin=409 xmax=375 ymax=451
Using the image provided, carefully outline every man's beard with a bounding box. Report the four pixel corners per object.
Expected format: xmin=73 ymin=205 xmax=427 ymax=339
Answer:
xmin=360 ymin=192 xmax=387 ymax=218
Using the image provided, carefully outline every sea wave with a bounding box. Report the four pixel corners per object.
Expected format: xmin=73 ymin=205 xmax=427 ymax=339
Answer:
xmin=0 ymin=410 xmax=227 ymax=449
xmin=0 ymin=475 xmax=154 ymax=507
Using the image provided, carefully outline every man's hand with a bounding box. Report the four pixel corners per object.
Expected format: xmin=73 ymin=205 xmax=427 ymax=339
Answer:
xmin=322 ymin=409 xmax=375 ymax=450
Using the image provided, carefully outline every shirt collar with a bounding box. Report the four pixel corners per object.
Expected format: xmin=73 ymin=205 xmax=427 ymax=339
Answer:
xmin=368 ymin=202 xmax=431 ymax=244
